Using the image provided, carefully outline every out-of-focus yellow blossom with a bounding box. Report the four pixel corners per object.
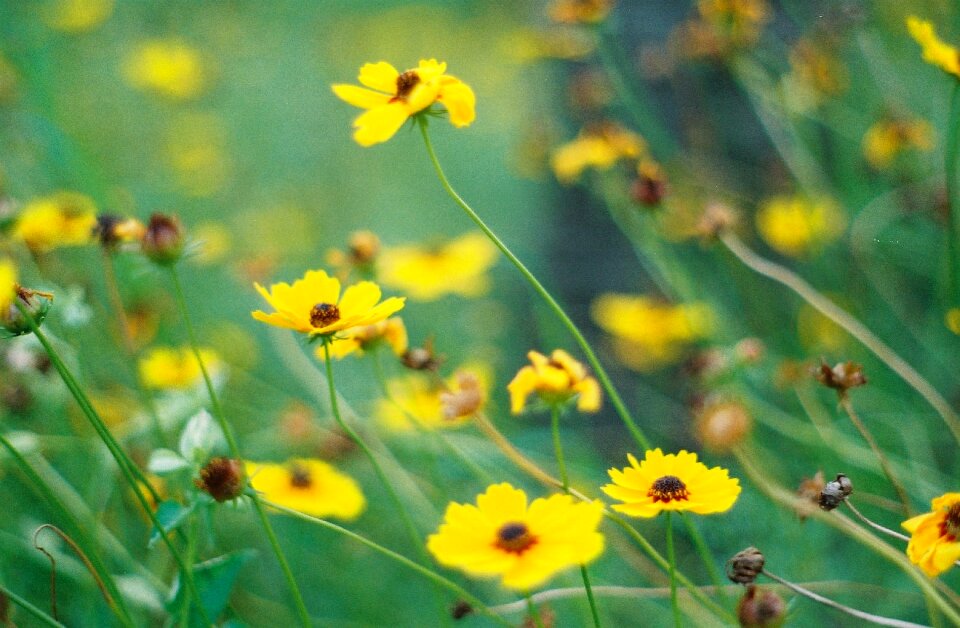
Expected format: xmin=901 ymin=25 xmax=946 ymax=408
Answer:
xmin=797 ymin=303 xmax=846 ymax=353
xmin=165 ymin=113 xmax=231 ymax=197
xmin=551 ymin=123 xmax=645 ymax=184
xmin=592 ymin=294 xmax=712 ymax=371
xmin=332 ymin=59 xmax=476 ymax=146
xmin=13 ymin=192 xmax=97 ymax=252
xmin=507 ymin=349 xmax=601 ymax=414
xmin=247 ymin=459 xmax=365 ymax=520
xmin=676 ymin=0 xmax=768 ymax=58
xmin=946 ymin=308 xmax=960 ymax=335
xmin=376 ymin=364 xmax=491 ymax=432
xmin=902 ymin=493 xmax=960 ymax=577
xmin=0 ymin=53 xmax=18 ymax=103
xmin=502 ymin=29 xmax=595 ymax=62
xmin=138 ymin=346 xmax=220 ymax=390
xmin=252 ymin=270 xmax=405 ymax=338
xmin=548 ymin=0 xmax=612 ymax=24
xmin=44 ymin=0 xmax=114 ymax=33
xmin=755 ymin=195 xmax=845 ymax=257
xmin=124 ymin=39 xmax=205 ymax=100
xmin=782 ymin=39 xmax=848 ymax=111
xmin=326 ymin=230 xmax=381 ymax=279
xmin=907 ymin=16 xmax=960 ymax=78
xmin=426 ymin=482 xmax=605 ymax=590
xmin=191 ymin=222 xmax=232 ymax=265
xmin=379 ymin=232 xmax=497 ymax=301
xmin=0 ymin=259 xmax=16 ymax=314
xmin=93 ymin=214 xmax=146 ymax=249
xmin=862 ymin=117 xmax=934 ymax=169
xmin=86 ymin=389 xmax=139 ymax=432
xmin=315 ymin=317 xmax=407 ymax=360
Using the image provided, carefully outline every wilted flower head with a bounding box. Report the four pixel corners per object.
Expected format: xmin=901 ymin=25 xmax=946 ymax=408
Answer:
xmin=439 ymin=371 xmax=485 ymax=420
xmin=12 ymin=192 xmax=97 ymax=252
xmin=195 ymin=457 xmax=244 ymax=502
xmin=814 ymin=360 xmax=866 ymax=395
xmin=902 ymin=493 xmax=960 ymax=577
xmin=376 ymin=364 xmax=490 ymax=432
xmin=551 ymin=122 xmax=645 ymax=184
xmin=818 ymin=473 xmax=853 ymax=511
xmin=726 ymin=546 xmax=765 ymax=584
xmin=907 ymin=16 xmax=960 ymax=78
xmin=508 ymin=349 xmax=601 ymax=414
xmin=755 ymin=195 xmax=845 ymax=257
xmin=124 ymin=39 xmax=205 ymax=100
xmin=379 ymin=232 xmax=498 ymax=301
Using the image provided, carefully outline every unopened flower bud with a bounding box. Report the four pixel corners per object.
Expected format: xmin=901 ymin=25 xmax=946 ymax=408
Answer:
xmin=727 ymin=547 xmax=765 ymax=584
xmin=195 ymin=457 xmax=245 ymax=502
xmin=814 ymin=360 xmax=867 ymax=394
xmin=1 ymin=286 xmax=53 ymax=338
xmin=737 ymin=585 xmax=785 ymax=628
xmin=142 ymin=213 xmax=185 ymax=266
xmin=818 ymin=473 xmax=853 ymax=511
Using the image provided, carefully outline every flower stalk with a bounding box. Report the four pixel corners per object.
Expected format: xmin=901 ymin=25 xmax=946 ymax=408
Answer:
xmin=665 ymin=512 xmax=681 ymax=628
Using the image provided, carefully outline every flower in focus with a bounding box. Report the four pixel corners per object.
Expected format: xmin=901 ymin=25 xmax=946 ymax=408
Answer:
xmin=139 ymin=346 xmax=220 ymax=390
xmin=44 ymin=0 xmax=114 ymax=32
xmin=862 ymin=116 xmax=934 ymax=169
xmin=332 ymin=59 xmax=476 ymax=146
xmin=548 ymin=0 xmax=612 ymax=24
xmin=902 ymin=493 xmax=960 ymax=577
xmin=426 ymin=482 xmax=604 ymax=590
xmin=551 ymin=122 xmax=645 ymax=184
xmin=376 ymin=364 xmax=490 ymax=432
xmin=247 ymin=459 xmax=365 ymax=520
xmin=252 ymin=270 xmax=404 ymax=338
xmin=507 ymin=349 xmax=601 ymax=414
xmin=907 ymin=16 xmax=960 ymax=78
xmin=0 ymin=259 xmax=16 ymax=314
xmin=123 ymin=39 xmax=205 ymax=100
xmin=12 ymin=192 xmax=97 ymax=252
xmin=591 ymin=294 xmax=712 ymax=371
xmin=379 ymin=232 xmax=497 ymax=301
xmin=603 ymin=449 xmax=741 ymax=517
xmin=755 ymin=195 xmax=845 ymax=257
xmin=315 ymin=317 xmax=407 ymax=360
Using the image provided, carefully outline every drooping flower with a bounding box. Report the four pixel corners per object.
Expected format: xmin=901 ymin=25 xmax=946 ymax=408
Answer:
xmin=251 ymin=270 xmax=404 ymax=338
xmin=247 ymin=459 xmax=365 ymax=520
xmin=138 ymin=346 xmax=221 ymax=390
xmin=332 ymin=59 xmax=476 ymax=146
xmin=426 ymin=483 xmax=604 ymax=590
xmin=376 ymin=364 xmax=490 ymax=432
xmin=907 ymin=16 xmax=960 ymax=78
xmin=602 ymin=449 xmax=741 ymax=517
xmin=902 ymin=493 xmax=960 ymax=577
xmin=507 ymin=349 xmax=601 ymax=414
xmin=0 ymin=259 xmax=16 ymax=314
xmin=12 ymin=192 xmax=97 ymax=252
xmin=754 ymin=195 xmax=845 ymax=257
xmin=551 ymin=122 xmax=645 ymax=184
xmin=123 ymin=39 xmax=205 ymax=100
xmin=379 ymin=232 xmax=497 ymax=301
xmin=862 ymin=116 xmax=934 ymax=169
xmin=314 ymin=316 xmax=407 ymax=360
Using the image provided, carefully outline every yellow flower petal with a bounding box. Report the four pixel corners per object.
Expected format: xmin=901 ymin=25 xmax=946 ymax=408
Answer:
xmin=331 ymin=84 xmax=392 ymax=110
xmin=358 ymin=61 xmax=399 ymax=92
xmin=353 ymin=103 xmax=411 ymax=147
xmin=438 ymin=76 xmax=476 ymax=127
xmin=248 ymin=459 xmax=365 ymax=520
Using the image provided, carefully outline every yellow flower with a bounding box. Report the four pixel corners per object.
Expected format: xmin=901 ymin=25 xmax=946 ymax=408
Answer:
xmin=376 ymin=364 xmax=490 ymax=432
xmin=332 ymin=59 xmax=476 ymax=146
xmin=124 ymin=39 xmax=205 ymax=100
xmin=902 ymin=493 xmax=960 ymax=577
xmin=426 ymin=483 xmax=604 ymax=590
xmin=591 ymin=294 xmax=712 ymax=371
xmin=13 ymin=192 xmax=97 ymax=252
xmin=907 ymin=16 xmax=960 ymax=78
xmin=138 ymin=346 xmax=220 ymax=390
xmin=0 ymin=259 xmax=16 ymax=314
xmin=946 ymin=308 xmax=960 ymax=335
xmin=602 ymin=449 xmax=741 ymax=517
xmin=252 ymin=270 xmax=405 ymax=338
xmin=315 ymin=317 xmax=408 ymax=360
xmin=697 ymin=0 xmax=769 ymax=46
xmin=507 ymin=349 xmax=601 ymax=414
xmin=379 ymin=232 xmax=497 ymax=301
xmin=44 ymin=0 xmax=114 ymax=32
xmin=551 ymin=123 xmax=645 ymax=184
xmin=548 ymin=0 xmax=612 ymax=24
xmin=247 ymin=459 xmax=365 ymax=521
xmin=755 ymin=195 xmax=845 ymax=257
xmin=862 ymin=117 xmax=934 ymax=169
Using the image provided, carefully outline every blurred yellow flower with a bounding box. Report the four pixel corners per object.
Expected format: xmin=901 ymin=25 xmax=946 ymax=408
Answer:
xmin=697 ymin=0 xmax=768 ymax=45
xmin=907 ymin=16 xmax=960 ymax=78
xmin=376 ymin=364 xmax=490 ymax=432
xmin=44 ymin=0 xmax=114 ymax=32
xmin=755 ymin=195 xmax=845 ymax=257
xmin=191 ymin=222 xmax=232 ymax=265
xmin=247 ymin=459 xmax=365 ymax=520
xmin=13 ymin=192 xmax=97 ymax=252
xmin=165 ymin=113 xmax=231 ymax=197
xmin=946 ymin=308 xmax=960 ymax=335
xmin=326 ymin=230 xmax=381 ymax=279
xmin=252 ymin=270 xmax=404 ymax=338
xmin=591 ymin=294 xmax=712 ymax=371
xmin=332 ymin=59 xmax=476 ymax=146
xmin=124 ymin=39 xmax=205 ymax=100
xmin=548 ymin=0 xmax=612 ymax=24
xmin=507 ymin=349 xmax=601 ymax=414
xmin=315 ymin=317 xmax=407 ymax=360
xmin=551 ymin=123 xmax=645 ymax=184
xmin=426 ymin=482 xmax=604 ymax=590
xmin=379 ymin=232 xmax=497 ymax=301
xmin=0 ymin=258 xmax=16 ymax=313
xmin=902 ymin=493 xmax=960 ymax=577
xmin=602 ymin=449 xmax=741 ymax=518
xmin=139 ymin=346 xmax=220 ymax=390
xmin=862 ymin=117 xmax=934 ymax=169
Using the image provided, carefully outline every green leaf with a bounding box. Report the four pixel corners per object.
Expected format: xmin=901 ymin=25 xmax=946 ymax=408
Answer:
xmin=148 ymin=500 xmax=194 ymax=548
xmin=168 ymin=550 xmax=257 ymax=627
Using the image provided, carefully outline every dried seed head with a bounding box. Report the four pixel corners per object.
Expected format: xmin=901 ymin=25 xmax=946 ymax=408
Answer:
xmin=696 ymin=202 xmax=738 ymax=239
xmin=195 ymin=457 xmax=245 ymax=502
xmin=401 ymin=338 xmax=443 ymax=371
xmin=818 ymin=473 xmax=853 ymax=511
xmin=142 ymin=213 xmax=185 ymax=266
xmin=726 ymin=547 xmax=765 ymax=584
xmin=814 ymin=360 xmax=867 ymax=394
xmin=737 ymin=585 xmax=786 ymax=628
xmin=439 ymin=371 xmax=484 ymax=420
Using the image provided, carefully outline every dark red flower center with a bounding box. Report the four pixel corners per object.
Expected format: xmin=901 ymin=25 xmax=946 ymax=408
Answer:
xmin=495 ymin=522 xmax=537 ymax=554
xmin=942 ymin=503 xmax=960 ymax=540
xmin=289 ymin=464 xmax=312 ymax=489
xmin=648 ymin=475 xmax=690 ymax=504
xmin=393 ymin=71 xmax=420 ymax=100
xmin=310 ymin=303 xmax=340 ymax=328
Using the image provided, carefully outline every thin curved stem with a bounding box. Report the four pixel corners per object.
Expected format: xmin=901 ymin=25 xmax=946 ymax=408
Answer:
xmin=665 ymin=512 xmax=681 ymax=628
xmin=678 ymin=512 xmax=728 ymax=608
xmin=168 ymin=267 xmax=312 ymax=628
xmin=418 ymin=118 xmax=651 ymax=451
xmin=843 ymin=500 xmax=909 ymax=543
xmin=0 ymin=582 xmax=65 ymax=628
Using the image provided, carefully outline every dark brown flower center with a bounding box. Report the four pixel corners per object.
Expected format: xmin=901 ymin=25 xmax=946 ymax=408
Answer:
xmin=648 ymin=475 xmax=690 ymax=503
xmin=310 ymin=303 xmax=340 ymax=328
xmin=394 ymin=70 xmax=420 ymax=99
xmin=289 ymin=464 xmax=312 ymax=489
xmin=942 ymin=503 xmax=960 ymax=540
xmin=495 ymin=522 xmax=537 ymax=554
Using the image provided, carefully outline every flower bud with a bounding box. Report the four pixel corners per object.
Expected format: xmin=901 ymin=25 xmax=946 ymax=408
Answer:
xmin=818 ymin=473 xmax=853 ymax=511
xmin=194 ymin=457 xmax=244 ymax=502
xmin=727 ymin=547 xmax=765 ymax=584
xmin=737 ymin=585 xmax=785 ymax=628
xmin=142 ymin=213 xmax=185 ymax=265
xmin=1 ymin=286 xmax=53 ymax=338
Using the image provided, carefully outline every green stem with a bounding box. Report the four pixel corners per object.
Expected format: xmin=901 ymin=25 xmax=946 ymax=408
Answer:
xmin=417 ymin=118 xmax=651 ymax=451
xmin=678 ymin=513 xmax=728 ymax=608
xmin=945 ymin=82 xmax=960 ymax=305
xmin=665 ymin=512 xmax=681 ymax=628
xmin=525 ymin=593 xmax=546 ymax=628
xmin=16 ymin=303 xmax=211 ymax=626
xmin=259 ymin=498 xmax=512 ymax=627
xmin=167 ymin=267 xmax=312 ymax=628
xmin=580 ymin=565 xmax=602 ymax=628
xmin=0 ymin=582 xmax=66 ymax=628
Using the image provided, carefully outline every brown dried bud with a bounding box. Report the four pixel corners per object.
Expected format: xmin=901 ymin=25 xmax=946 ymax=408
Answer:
xmin=818 ymin=473 xmax=853 ymax=511
xmin=142 ymin=213 xmax=185 ymax=266
xmin=439 ymin=371 xmax=484 ymax=420
xmin=696 ymin=202 xmax=738 ymax=239
xmin=727 ymin=547 xmax=765 ymax=584
xmin=631 ymin=160 xmax=667 ymax=207
xmin=347 ymin=230 xmax=380 ymax=265
xmin=795 ymin=470 xmax=825 ymax=521
xmin=737 ymin=585 xmax=785 ymax=628
xmin=451 ymin=600 xmax=473 ymax=620
xmin=195 ymin=457 xmax=245 ymax=502
xmin=694 ymin=400 xmax=752 ymax=453
xmin=814 ymin=360 xmax=867 ymax=394
xmin=401 ymin=338 xmax=443 ymax=371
